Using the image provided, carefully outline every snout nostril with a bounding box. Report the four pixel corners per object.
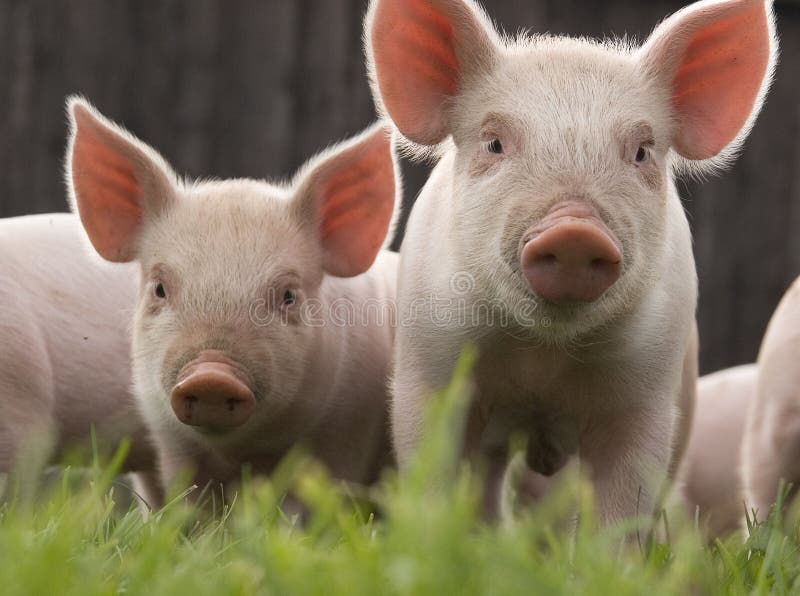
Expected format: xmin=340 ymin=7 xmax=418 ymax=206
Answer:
xmin=227 ymin=398 xmax=238 ymax=412
xmin=591 ymin=257 xmax=621 ymax=269
xmin=180 ymin=395 xmax=197 ymax=421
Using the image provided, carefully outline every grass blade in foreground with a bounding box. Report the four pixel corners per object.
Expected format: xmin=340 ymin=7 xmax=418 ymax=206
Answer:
xmin=0 ymin=351 xmax=799 ymax=594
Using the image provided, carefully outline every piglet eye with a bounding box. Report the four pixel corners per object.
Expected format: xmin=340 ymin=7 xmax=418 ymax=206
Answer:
xmin=282 ymin=289 xmax=297 ymax=307
xmin=154 ymin=283 xmax=166 ymax=299
xmin=635 ymin=145 xmax=648 ymax=164
xmin=487 ymin=139 xmax=504 ymax=154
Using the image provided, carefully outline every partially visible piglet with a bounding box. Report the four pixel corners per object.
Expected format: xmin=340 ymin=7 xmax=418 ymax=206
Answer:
xmin=66 ymin=98 xmax=399 ymax=504
xmin=743 ymin=276 xmax=800 ymax=522
xmin=0 ymin=213 xmax=158 ymax=500
xmin=366 ymin=0 xmax=776 ymax=527
xmin=679 ymin=276 xmax=800 ymax=537
xmin=679 ymin=364 xmax=756 ymax=539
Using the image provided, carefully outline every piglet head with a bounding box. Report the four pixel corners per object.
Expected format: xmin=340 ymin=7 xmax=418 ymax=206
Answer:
xmin=67 ymin=98 xmax=399 ymax=438
xmin=367 ymin=0 xmax=776 ymax=338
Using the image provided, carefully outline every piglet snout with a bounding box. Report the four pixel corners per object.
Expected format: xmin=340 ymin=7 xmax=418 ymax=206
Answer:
xmin=171 ymin=359 xmax=255 ymax=429
xmin=521 ymin=202 xmax=622 ymax=303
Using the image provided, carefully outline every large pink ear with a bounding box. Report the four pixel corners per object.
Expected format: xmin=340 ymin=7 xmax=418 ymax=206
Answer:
xmin=66 ymin=97 xmax=176 ymax=262
xmin=294 ymin=124 xmax=400 ymax=278
xmin=638 ymin=0 xmax=777 ymax=161
xmin=366 ymin=0 xmax=498 ymax=145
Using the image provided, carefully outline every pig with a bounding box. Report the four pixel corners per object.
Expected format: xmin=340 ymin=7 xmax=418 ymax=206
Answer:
xmin=679 ymin=364 xmax=756 ymax=539
xmin=0 ymin=213 xmax=158 ymax=501
xmin=743 ymin=276 xmax=800 ymax=522
xmin=65 ymin=97 xmax=400 ymax=505
xmin=681 ymin=278 xmax=800 ymax=534
xmin=365 ymin=0 xmax=777 ymax=527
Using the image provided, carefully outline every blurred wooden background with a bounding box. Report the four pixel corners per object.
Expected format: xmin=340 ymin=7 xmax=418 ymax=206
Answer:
xmin=1 ymin=0 xmax=798 ymax=374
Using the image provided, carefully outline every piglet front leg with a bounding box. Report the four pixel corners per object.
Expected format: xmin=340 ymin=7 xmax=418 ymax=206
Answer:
xmin=582 ymin=405 xmax=674 ymax=534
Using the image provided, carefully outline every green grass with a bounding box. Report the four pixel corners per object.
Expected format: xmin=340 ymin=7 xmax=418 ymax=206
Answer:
xmin=1 ymin=351 xmax=798 ymax=595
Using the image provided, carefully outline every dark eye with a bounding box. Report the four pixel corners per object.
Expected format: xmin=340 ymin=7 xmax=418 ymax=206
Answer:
xmin=282 ymin=289 xmax=297 ymax=307
xmin=154 ymin=283 xmax=166 ymax=299
xmin=635 ymin=145 xmax=648 ymax=164
xmin=487 ymin=139 xmax=503 ymax=154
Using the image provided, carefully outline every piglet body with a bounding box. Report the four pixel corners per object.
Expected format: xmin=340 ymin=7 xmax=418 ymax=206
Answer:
xmin=679 ymin=364 xmax=755 ymax=539
xmin=743 ymin=277 xmax=800 ymax=521
xmin=366 ymin=0 xmax=777 ymax=526
xmin=0 ymin=213 xmax=157 ymax=490
xmin=680 ymin=279 xmax=800 ymax=535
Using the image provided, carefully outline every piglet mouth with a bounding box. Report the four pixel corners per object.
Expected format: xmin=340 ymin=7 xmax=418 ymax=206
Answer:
xmin=170 ymin=350 xmax=256 ymax=431
xmin=519 ymin=201 xmax=623 ymax=304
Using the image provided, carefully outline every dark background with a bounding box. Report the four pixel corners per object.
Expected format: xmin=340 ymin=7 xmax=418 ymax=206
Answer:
xmin=1 ymin=0 xmax=798 ymax=374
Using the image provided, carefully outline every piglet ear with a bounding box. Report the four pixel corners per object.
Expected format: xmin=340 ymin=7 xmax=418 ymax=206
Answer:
xmin=66 ymin=96 xmax=176 ymax=262
xmin=366 ymin=0 xmax=498 ymax=145
xmin=638 ymin=0 xmax=777 ymax=161
xmin=294 ymin=123 xmax=400 ymax=278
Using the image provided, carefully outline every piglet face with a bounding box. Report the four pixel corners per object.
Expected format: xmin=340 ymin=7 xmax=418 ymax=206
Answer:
xmin=132 ymin=184 xmax=321 ymax=435
xmin=448 ymin=47 xmax=670 ymax=335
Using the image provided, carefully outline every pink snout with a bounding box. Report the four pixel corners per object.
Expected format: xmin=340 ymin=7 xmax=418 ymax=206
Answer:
xmin=170 ymin=360 xmax=255 ymax=429
xmin=521 ymin=202 xmax=622 ymax=303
